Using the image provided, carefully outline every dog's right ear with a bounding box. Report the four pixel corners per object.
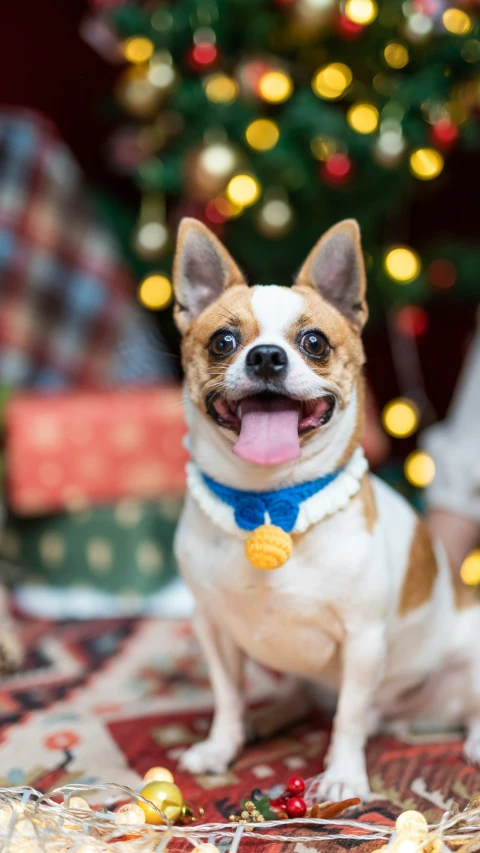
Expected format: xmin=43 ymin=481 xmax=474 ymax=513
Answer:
xmin=173 ymin=218 xmax=246 ymax=334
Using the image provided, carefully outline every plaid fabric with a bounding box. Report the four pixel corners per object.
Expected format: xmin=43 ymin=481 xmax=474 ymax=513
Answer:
xmin=0 ymin=108 xmax=170 ymax=389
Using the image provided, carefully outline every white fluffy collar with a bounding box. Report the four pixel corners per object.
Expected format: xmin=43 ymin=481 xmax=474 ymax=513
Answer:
xmin=186 ymin=447 xmax=368 ymax=538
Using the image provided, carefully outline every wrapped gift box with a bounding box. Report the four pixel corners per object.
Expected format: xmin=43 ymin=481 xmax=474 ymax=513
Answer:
xmin=5 ymin=386 xmax=188 ymax=516
xmin=2 ymin=497 xmax=182 ymax=597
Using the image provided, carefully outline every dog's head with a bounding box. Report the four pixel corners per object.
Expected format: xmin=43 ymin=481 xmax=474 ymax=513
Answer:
xmin=173 ymin=218 xmax=367 ymax=468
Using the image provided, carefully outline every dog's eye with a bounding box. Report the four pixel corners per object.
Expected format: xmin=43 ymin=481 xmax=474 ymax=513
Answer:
xmin=209 ymin=330 xmax=238 ymax=357
xmin=299 ymin=331 xmax=329 ymax=359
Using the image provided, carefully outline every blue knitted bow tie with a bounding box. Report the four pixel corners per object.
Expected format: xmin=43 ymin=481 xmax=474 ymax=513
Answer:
xmin=202 ymin=468 xmax=344 ymax=533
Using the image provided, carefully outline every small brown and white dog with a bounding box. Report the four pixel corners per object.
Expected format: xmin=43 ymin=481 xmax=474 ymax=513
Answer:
xmin=173 ymin=216 xmax=480 ymax=801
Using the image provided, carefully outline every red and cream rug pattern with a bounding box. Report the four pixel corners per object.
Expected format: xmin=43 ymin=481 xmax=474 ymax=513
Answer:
xmin=1 ymin=616 xmax=479 ymax=852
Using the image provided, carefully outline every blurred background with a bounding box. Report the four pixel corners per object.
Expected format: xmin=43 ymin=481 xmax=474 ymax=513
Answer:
xmin=1 ymin=0 xmax=479 ymax=619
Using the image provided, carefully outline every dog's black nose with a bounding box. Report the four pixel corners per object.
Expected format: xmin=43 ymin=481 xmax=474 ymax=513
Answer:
xmin=246 ymin=345 xmax=288 ymax=380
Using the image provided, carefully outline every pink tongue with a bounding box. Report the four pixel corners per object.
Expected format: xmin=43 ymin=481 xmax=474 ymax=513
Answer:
xmin=233 ymin=397 xmax=301 ymax=466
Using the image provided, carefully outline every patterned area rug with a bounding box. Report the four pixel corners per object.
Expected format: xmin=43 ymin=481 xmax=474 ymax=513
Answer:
xmin=1 ymin=616 xmax=480 ymax=852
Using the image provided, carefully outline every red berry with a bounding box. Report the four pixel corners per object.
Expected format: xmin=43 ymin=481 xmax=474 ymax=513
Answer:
xmin=431 ymin=118 xmax=458 ymax=151
xmin=270 ymin=796 xmax=290 ymax=810
xmin=287 ymin=776 xmax=305 ymax=796
xmin=286 ymin=797 xmax=307 ymax=818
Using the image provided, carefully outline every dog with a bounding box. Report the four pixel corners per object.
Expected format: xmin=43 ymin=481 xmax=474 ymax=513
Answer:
xmin=172 ymin=216 xmax=480 ymax=801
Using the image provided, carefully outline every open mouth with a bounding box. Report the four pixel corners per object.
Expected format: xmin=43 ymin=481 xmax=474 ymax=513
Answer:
xmin=207 ymin=391 xmax=335 ymax=467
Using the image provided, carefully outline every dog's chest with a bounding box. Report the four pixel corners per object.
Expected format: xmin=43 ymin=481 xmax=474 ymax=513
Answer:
xmin=175 ymin=494 xmax=372 ymax=677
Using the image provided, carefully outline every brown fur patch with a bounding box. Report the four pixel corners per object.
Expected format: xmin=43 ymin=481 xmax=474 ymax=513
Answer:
xmin=336 ymin=375 xmax=366 ymax=467
xmin=354 ymin=473 xmax=377 ymax=533
xmin=398 ymin=520 xmax=438 ymax=616
xmin=292 ymin=283 xmax=366 ymax=413
xmin=180 ymin=285 xmax=260 ymax=409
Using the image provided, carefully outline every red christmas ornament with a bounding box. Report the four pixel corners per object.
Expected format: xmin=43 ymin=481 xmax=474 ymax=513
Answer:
xmin=286 ymin=797 xmax=307 ymax=818
xmin=396 ymin=306 xmax=429 ymax=338
xmin=187 ymin=42 xmax=219 ymax=72
xmin=337 ymin=14 xmax=364 ymax=39
xmin=321 ymin=153 xmax=353 ymax=186
xmin=430 ymin=118 xmax=458 ymax=151
xmin=205 ymin=199 xmax=228 ymax=225
xmin=287 ymin=776 xmax=305 ymax=796
xmin=427 ymin=258 xmax=457 ymax=290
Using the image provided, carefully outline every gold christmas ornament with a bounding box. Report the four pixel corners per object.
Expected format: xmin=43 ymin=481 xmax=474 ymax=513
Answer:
xmin=310 ymin=135 xmax=337 ymax=161
xmin=404 ymin=451 xmax=435 ymax=488
xmin=226 ymin=174 xmax=261 ymax=207
xmin=138 ymin=274 xmax=172 ymax=310
xmin=133 ymin=194 xmax=170 ymax=261
xmin=312 ymin=63 xmax=352 ymax=100
xmin=203 ymin=73 xmax=239 ymax=103
xmin=245 ymin=119 xmax=279 ymax=151
xmin=409 ymin=147 xmax=444 ymax=180
xmin=147 ymin=51 xmax=177 ymax=94
xmin=137 ymin=780 xmax=184 ymax=825
xmin=116 ymin=67 xmax=162 ymax=119
xmin=347 ymin=103 xmax=379 ymax=134
xmin=245 ymin=524 xmax=293 ymax=570
xmin=442 ymin=8 xmax=472 ymax=35
xmin=292 ymin=0 xmax=336 ymax=34
xmin=133 ymin=222 xmax=169 ymax=259
xmin=258 ymin=70 xmax=293 ymax=103
xmin=344 ymin=0 xmax=378 ymax=25
xmin=256 ymin=196 xmax=294 ymax=238
xmin=384 ymin=43 xmax=409 ymax=69
xmin=123 ymin=36 xmax=154 ymax=64
xmin=374 ymin=122 xmax=406 ymax=167
xmin=384 ymin=246 xmax=421 ymax=282
xmin=460 ymin=549 xmax=480 ymax=586
xmin=382 ymin=398 xmax=420 ymax=439
xmin=184 ymin=141 xmax=243 ymax=201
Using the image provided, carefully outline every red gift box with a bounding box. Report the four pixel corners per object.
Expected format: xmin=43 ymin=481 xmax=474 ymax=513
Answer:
xmin=5 ymin=386 xmax=188 ymax=516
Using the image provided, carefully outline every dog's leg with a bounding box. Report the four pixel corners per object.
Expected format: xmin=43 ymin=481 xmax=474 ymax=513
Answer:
xmin=315 ymin=622 xmax=386 ymax=801
xmin=180 ymin=607 xmax=245 ymax=774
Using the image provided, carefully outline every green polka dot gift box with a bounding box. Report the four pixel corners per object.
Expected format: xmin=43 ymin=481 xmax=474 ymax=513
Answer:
xmin=2 ymin=496 xmax=183 ymax=605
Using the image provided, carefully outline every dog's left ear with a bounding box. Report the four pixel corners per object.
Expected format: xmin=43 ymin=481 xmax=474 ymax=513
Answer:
xmin=173 ymin=218 xmax=246 ymax=333
xmin=295 ymin=219 xmax=368 ymax=329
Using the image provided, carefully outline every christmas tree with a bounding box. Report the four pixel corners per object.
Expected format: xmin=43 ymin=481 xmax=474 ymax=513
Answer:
xmin=93 ymin=0 xmax=480 ymax=310
xmin=85 ymin=0 xmax=480 ymax=489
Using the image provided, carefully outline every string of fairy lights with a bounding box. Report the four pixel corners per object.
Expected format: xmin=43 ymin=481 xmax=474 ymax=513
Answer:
xmin=91 ymin=0 xmax=480 ymax=584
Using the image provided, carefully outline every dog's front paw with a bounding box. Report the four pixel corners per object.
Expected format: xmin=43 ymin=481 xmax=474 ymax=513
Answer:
xmin=314 ymin=766 xmax=371 ymax=802
xmin=179 ymin=738 xmax=240 ymax=774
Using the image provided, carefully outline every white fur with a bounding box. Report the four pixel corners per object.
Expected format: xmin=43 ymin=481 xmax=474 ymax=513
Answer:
xmin=176 ymin=283 xmax=480 ymax=797
xmin=225 ymin=286 xmax=342 ymax=406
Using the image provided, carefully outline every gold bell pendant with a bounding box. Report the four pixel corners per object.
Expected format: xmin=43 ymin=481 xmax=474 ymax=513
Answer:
xmin=244 ymin=524 xmax=293 ymax=570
